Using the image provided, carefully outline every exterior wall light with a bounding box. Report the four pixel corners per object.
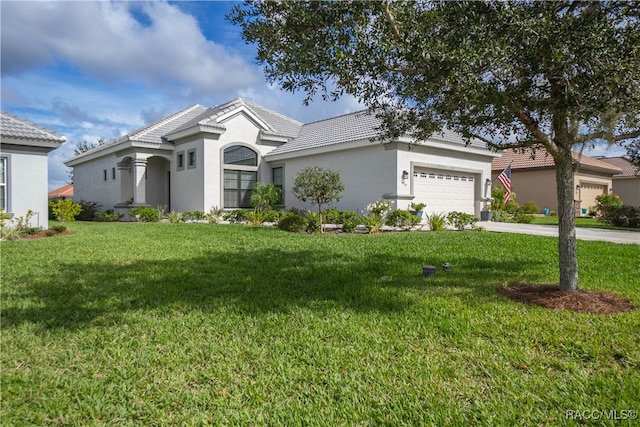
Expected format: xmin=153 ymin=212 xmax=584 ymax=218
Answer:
xmin=401 ymin=170 xmax=409 ymax=182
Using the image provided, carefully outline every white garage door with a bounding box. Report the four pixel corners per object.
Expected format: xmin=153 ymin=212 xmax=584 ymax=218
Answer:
xmin=413 ymin=168 xmax=475 ymax=214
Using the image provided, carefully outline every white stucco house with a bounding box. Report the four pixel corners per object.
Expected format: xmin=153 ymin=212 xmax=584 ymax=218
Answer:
xmin=1 ymin=111 xmax=66 ymax=230
xmin=66 ymin=98 xmax=499 ymax=218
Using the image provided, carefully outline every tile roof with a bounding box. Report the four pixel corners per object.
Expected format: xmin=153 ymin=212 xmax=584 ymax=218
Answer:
xmin=267 ymin=109 xmax=488 ymax=156
xmin=170 ymin=98 xmax=303 ymax=138
xmin=492 ymin=148 xmax=622 ymax=174
xmin=268 ymin=110 xmax=382 ymax=155
xmin=126 ymin=104 xmax=208 ymax=144
xmin=68 ymin=104 xmax=208 ymax=162
xmin=48 ymin=183 xmax=74 ymax=198
xmin=594 ymin=156 xmax=638 ymax=177
xmin=1 ymin=111 xmax=66 ymax=144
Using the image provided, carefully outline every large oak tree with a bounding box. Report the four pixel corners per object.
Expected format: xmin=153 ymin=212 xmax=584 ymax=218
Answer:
xmin=230 ymin=1 xmax=640 ymax=290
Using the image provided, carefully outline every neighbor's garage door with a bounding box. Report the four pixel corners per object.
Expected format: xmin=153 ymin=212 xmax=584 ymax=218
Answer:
xmin=413 ymin=168 xmax=475 ymax=214
xmin=579 ymin=183 xmax=607 ymax=208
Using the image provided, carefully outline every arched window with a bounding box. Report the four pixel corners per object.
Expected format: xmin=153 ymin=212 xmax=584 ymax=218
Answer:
xmin=223 ymin=145 xmax=257 ymax=166
xmin=223 ymin=145 xmax=258 ymax=208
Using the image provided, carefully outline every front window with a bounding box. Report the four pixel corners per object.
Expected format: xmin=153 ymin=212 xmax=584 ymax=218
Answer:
xmin=223 ymin=145 xmax=258 ymax=208
xmin=272 ymin=166 xmax=284 ymax=205
xmin=224 ymin=170 xmax=256 ymax=208
xmin=0 ymin=157 xmax=6 ymax=210
xmin=187 ymin=149 xmax=196 ymax=169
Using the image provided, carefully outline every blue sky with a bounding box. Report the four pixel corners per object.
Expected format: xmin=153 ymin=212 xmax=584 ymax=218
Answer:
xmin=1 ymin=1 xmax=627 ymax=191
xmin=1 ymin=0 xmax=364 ymax=190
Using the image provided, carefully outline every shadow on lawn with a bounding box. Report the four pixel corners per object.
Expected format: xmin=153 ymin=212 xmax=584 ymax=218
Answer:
xmin=2 ymin=245 xmax=548 ymax=330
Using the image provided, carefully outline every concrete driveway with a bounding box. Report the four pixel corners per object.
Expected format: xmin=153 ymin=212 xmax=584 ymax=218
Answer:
xmin=480 ymin=221 xmax=640 ymax=245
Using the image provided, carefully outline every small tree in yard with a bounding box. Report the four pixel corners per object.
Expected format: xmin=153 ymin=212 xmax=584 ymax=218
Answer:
xmin=230 ymin=1 xmax=640 ymax=291
xmin=292 ymin=166 xmax=344 ymax=233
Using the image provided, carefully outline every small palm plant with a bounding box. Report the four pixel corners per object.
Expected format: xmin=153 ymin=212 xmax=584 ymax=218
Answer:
xmin=249 ymin=183 xmax=282 ymax=225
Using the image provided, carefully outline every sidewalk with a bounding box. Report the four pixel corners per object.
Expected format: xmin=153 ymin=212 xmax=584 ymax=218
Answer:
xmin=479 ymin=221 xmax=640 ymax=245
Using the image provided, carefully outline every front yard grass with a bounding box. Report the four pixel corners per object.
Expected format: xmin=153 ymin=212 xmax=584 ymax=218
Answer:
xmin=531 ymin=216 xmax=640 ymax=231
xmin=2 ymin=222 xmax=638 ymax=425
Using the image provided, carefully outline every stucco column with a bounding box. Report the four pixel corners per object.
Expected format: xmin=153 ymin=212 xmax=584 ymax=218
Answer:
xmin=132 ymin=158 xmax=147 ymax=205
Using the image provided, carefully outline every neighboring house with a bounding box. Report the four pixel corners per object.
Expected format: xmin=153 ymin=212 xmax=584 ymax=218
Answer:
xmin=594 ymin=156 xmax=640 ymax=207
xmin=1 ymin=111 xmax=66 ymax=229
xmin=48 ymin=183 xmax=74 ymax=200
xmin=492 ymin=148 xmax=622 ymax=214
xmin=66 ymin=98 xmax=499 ymax=218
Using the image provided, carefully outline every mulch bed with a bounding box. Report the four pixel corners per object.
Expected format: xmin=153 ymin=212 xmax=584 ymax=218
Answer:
xmin=24 ymin=230 xmax=72 ymax=239
xmin=499 ymin=284 xmax=634 ymax=314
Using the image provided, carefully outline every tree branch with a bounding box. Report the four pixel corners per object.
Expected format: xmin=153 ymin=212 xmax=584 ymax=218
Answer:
xmin=382 ymin=1 xmax=403 ymax=41
xmin=576 ymin=129 xmax=640 ymax=144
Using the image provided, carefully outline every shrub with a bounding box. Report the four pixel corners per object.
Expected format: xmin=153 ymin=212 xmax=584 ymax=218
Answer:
xmin=595 ymin=193 xmax=623 ymax=209
xmin=521 ymin=201 xmax=539 ymax=214
xmin=251 ymin=183 xmax=283 ymax=212
xmin=167 ymin=211 xmax=184 ymax=223
xmin=504 ymin=200 xmax=520 ymax=215
xmin=223 ymin=210 xmax=248 ymax=223
xmin=322 ymin=208 xmax=342 ymax=225
xmin=156 ymin=205 xmax=168 ymax=220
xmin=95 ymin=210 xmax=121 ymax=222
xmin=246 ymin=210 xmax=266 ymax=226
xmin=206 ymin=206 xmax=224 ymax=223
xmin=303 ymin=211 xmax=320 ymax=233
xmin=190 ymin=210 xmax=205 ymax=221
xmin=129 ymin=206 xmax=161 ymax=222
xmin=1 ymin=209 xmax=39 ymax=240
xmin=426 ymin=212 xmax=447 ymax=231
xmin=50 ymin=224 xmax=67 ymax=233
xmin=514 ymin=212 xmax=535 ymax=223
xmin=50 ymin=199 xmax=82 ymax=222
xmin=490 ymin=209 xmax=511 ymax=222
xmin=598 ymin=205 xmax=640 ymax=228
xmin=263 ymin=209 xmax=286 ymax=223
xmin=338 ymin=210 xmax=358 ymax=225
xmin=386 ymin=209 xmax=420 ymax=230
xmin=341 ymin=215 xmax=365 ymax=233
xmin=446 ymin=211 xmax=478 ymax=230
xmin=364 ymin=199 xmax=393 ymax=233
xmin=277 ymin=212 xmax=308 ymax=233
xmin=76 ymin=200 xmax=102 ymax=221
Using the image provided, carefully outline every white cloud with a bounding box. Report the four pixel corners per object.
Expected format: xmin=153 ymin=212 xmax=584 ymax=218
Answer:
xmin=1 ymin=1 xmax=259 ymax=96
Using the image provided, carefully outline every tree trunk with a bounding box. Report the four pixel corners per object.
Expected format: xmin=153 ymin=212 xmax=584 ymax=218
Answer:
xmin=554 ymin=149 xmax=579 ymax=291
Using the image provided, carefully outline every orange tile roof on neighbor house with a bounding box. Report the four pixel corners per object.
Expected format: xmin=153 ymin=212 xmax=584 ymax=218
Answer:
xmin=48 ymin=183 xmax=73 ymax=199
xmin=492 ymin=148 xmax=622 ymax=174
xmin=595 ymin=156 xmax=639 ymax=177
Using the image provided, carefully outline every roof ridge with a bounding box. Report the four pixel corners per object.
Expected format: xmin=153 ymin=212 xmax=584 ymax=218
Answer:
xmin=131 ymin=104 xmax=205 ymax=141
xmin=241 ymin=99 xmax=304 ymax=126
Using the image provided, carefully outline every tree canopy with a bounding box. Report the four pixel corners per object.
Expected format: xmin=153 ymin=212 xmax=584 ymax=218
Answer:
xmin=230 ymin=1 xmax=640 ymax=290
xmin=292 ymin=166 xmax=344 ymax=232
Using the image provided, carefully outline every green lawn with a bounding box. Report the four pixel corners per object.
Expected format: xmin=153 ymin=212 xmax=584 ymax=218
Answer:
xmin=531 ymin=216 xmax=640 ymax=231
xmin=2 ymin=222 xmax=639 ymax=425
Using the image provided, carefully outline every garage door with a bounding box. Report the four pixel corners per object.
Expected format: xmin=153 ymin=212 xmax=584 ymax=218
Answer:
xmin=579 ymin=183 xmax=607 ymax=209
xmin=413 ymin=168 xmax=475 ymax=214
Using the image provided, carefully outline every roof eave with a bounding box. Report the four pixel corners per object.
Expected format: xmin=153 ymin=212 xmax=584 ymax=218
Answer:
xmin=1 ymin=137 xmax=64 ymax=150
xmin=164 ymin=124 xmax=225 ymax=142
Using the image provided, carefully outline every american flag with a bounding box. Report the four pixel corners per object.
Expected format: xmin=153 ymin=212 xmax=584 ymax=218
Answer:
xmin=497 ymin=164 xmax=512 ymax=204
